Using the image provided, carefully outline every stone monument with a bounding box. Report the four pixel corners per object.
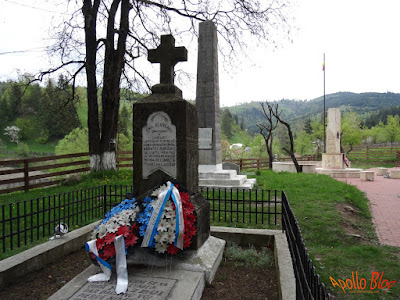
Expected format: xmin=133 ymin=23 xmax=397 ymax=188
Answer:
xmin=317 ymin=108 xmax=362 ymax=178
xmin=133 ymin=34 xmax=199 ymax=195
xmin=133 ymin=34 xmax=211 ymax=251
xmin=196 ymin=21 xmax=256 ymax=189
xmin=321 ymin=108 xmax=344 ymax=169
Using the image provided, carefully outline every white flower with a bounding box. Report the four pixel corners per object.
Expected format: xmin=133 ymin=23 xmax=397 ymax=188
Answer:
xmin=164 ymin=201 xmax=173 ymax=212
xmin=129 ymin=207 xmax=140 ymax=220
xmin=164 ymin=210 xmax=175 ymax=219
xmin=166 ymin=231 xmax=176 ymax=244
xmin=106 ymin=221 xmax=119 ymax=233
xmin=157 ymin=219 xmax=168 ymax=232
xmin=97 ymin=224 xmax=107 ymax=238
xmin=167 ymin=218 xmax=176 ymax=231
xmin=151 ymin=184 xmax=168 ymax=197
xmin=117 ymin=213 xmax=130 ymax=225
xmin=154 ymin=234 xmax=162 ymax=243
xmin=155 ymin=242 xmax=168 ymax=253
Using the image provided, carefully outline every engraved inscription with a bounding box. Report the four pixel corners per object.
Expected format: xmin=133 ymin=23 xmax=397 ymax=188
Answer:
xmin=71 ymin=276 xmax=177 ymax=300
xmin=198 ymin=128 xmax=213 ymax=150
xmin=142 ymin=111 xmax=176 ymax=179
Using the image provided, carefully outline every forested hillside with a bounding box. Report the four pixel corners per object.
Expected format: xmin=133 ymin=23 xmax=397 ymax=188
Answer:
xmin=228 ymin=92 xmax=400 ymax=134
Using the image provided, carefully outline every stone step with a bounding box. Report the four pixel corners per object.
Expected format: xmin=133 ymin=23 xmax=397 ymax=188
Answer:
xmin=199 ymin=174 xmax=247 ymax=186
xmin=316 ymin=168 xmax=362 ymax=178
xmin=199 ymin=178 xmax=257 ymax=190
xmin=199 ymin=170 xmax=237 ymax=180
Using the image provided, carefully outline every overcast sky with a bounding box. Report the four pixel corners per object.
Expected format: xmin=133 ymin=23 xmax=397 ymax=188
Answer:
xmin=1 ymin=0 xmax=400 ymax=107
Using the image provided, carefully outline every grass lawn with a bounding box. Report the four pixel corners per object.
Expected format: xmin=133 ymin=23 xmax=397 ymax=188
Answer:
xmin=0 ymin=169 xmax=399 ymax=299
xmin=256 ymin=170 xmax=400 ymax=299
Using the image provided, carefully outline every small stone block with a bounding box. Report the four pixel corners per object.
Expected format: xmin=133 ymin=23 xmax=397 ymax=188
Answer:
xmin=389 ymin=169 xmax=400 ymax=179
xmin=376 ymin=167 xmax=389 ymax=176
xmin=360 ymin=171 xmax=374 ymax=181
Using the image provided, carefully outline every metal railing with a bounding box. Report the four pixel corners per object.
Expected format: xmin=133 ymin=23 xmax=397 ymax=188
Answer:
xmin=201 ymin=187 xmax=281 ymax=226
xmin=0 ymin=185 xmax=132 ymax=254
xmin=0 ymin=185 xmax=332 ymax=299
xmin=282 ymin=191 xmax=331 ymax=300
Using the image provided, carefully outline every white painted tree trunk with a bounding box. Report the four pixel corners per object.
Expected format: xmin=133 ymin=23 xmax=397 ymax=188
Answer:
xmin=90 ymin=154 xmax=102 ymax=171
xmin=90 ymin=152 xmax=116 ymax=171
xmin=101 ymin=151 xmax=116 ymax=170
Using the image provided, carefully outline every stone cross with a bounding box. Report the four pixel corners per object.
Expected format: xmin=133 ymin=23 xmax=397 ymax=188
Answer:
xmin=148 ymin=35 xmax=188 ymax=85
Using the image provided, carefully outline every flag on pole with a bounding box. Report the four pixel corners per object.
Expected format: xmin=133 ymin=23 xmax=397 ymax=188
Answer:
xmin=322 ymin=60 xmax=325 ymax=71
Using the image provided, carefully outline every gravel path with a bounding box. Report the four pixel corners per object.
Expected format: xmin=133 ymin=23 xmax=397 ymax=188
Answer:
xmin=336 ymin=167 xmax=400 ymax=248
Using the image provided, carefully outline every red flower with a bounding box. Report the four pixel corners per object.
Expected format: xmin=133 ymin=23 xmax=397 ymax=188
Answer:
xmin=180 ymin=192 xmax=190 ymax=204
xmin=104 ymin=232 xmax=116 ymax=245
xmin=130 ymin=223 xmax=138 ymax=233
xmin=117 ymin=225 xmax=130 ymax=237
xmin=103 ymin=244 xmax=116 ymax=259
xmin=167 ymin=244 xmax=179 ymax=255
xmin=89 ymin=253 xmax=96 ymax=260
xmin=125 ymin=233 xmax=138 ymax=247
xmin=96 ymin=238 xmax=106 ymax=250
xmin=183 ymin=237 xmax=192 ymax=249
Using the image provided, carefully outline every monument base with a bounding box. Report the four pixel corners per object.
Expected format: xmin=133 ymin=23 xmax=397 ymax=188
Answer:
xmin=48 ymin=236 xmax=225 ymax=300
xmin=321 ymin=153 xmax=345 ymax=169
xmin=198 ymin=165 xmax=256 ymax=190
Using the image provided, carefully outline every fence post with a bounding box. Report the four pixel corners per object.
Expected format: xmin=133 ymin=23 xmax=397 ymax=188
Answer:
xmin=103 ymin=185 xmax=107 ymax=213
xmin=366 ymin=146 xmax=369 ymax=161
xmin=240 ymin=159 xmax=243 ymax=170
xmin=24 ymin=160 xmax=29 ymax=193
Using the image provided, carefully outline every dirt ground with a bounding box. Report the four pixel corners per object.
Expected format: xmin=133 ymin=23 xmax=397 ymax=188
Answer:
xmin=0 ymin=248 xmax=278 ymax=300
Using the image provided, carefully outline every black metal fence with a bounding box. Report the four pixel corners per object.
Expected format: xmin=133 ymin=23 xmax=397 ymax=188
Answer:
xmin=0 ymin=185 xmax=132 ymax=255
xmin=0 ymin=185 xmax=331 ymax=299
xmin=282 ymin=191 xmax=331 ymax=300
xmin=201 ymin=187 xmax=281 ymax=226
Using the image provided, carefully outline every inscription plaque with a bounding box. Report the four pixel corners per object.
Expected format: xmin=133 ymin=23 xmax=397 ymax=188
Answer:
xmin=198 ymin=128 xmax=213 ymax=150
xmin=71 ymin=276 xmax=177 ymax=300
xmin=142 ymin=111 xmax=177 ymax=179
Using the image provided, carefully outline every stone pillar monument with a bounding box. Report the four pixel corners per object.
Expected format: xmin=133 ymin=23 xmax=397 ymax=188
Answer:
xmin=195 ymin=21 xmax=256 ymax=189
xmin=196 ymin=21 xmax=222 ymax=172
xmin=322 ymin=108 xmax=345 ymax=169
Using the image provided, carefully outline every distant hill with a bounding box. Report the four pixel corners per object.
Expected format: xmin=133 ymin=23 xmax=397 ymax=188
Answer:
xmin=227 ymin=92 xmax=400 ymax=134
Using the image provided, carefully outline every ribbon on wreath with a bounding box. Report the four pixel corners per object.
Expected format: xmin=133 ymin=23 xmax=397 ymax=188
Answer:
xmin=85 ymin=235 xmax=128 ymax=294
xmin=141 ymin=181 xmax=185 ymax=250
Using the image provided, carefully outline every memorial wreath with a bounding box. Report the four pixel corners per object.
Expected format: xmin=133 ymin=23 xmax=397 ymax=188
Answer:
xmin=85 ymin=181 xmax=197 ymax=294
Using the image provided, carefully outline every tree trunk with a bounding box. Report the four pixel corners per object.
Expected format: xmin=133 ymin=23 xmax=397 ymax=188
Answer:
xmin=83 ymin=0 xmax=130 ymax=171
xmin=82 ymin=0 xmax=102 ymax=171
xmin=98 ymin=0 xmax=130 ymax=170
xmin=273 ymin=107 xmax=302 ymax=173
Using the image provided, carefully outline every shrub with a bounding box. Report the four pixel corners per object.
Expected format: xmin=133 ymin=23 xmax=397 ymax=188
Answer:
xmin=35 ymin=130 xmax=49 ymax=144
xmin=16 ymin=142 xmax=30 ymax=157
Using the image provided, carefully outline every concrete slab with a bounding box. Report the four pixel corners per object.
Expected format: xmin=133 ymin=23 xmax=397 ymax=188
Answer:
xmin=127 ymin=236 xmax=225 ymax=284
xmin=48 ymin=265 xmax=205 ymax=300
xmin=360 ymin=171 xmax=374 ymax=181
xmin=376 ymin=167 xmax=389 ymax=176
xmin=316 ymin=167 xmax=362 ymax=178
xmin=272 ymin=162 xmax=316 ymax=174
xmin=390 ymin=169 xmax=400 ymax=179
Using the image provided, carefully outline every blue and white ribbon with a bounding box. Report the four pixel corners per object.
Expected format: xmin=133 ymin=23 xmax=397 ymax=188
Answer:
xmin=85 ymin=235 xmax=128 ymax=294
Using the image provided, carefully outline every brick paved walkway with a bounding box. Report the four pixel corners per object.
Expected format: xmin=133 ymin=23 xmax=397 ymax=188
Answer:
xmin=336 ymin=168 xmax=400 ymax=248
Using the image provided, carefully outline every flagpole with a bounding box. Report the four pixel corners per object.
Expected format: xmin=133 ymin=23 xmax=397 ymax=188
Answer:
xmin=323 ymin=53 xmax=326 ymax=153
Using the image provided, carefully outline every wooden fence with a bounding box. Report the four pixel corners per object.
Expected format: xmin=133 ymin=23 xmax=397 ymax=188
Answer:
xmin=0 ymin=151 xmax=132 ymax=195
xmin=224 ymin=155 xmax=316 ymax=171
xmin=344 ymin=145 xmax=400 ymax=163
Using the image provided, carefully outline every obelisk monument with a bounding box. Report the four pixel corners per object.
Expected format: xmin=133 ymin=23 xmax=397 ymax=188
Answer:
xmin=322 ymin=108 xmax=345 ymax=168
xmin=196 ymin=21 xmax=222 ymax=172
